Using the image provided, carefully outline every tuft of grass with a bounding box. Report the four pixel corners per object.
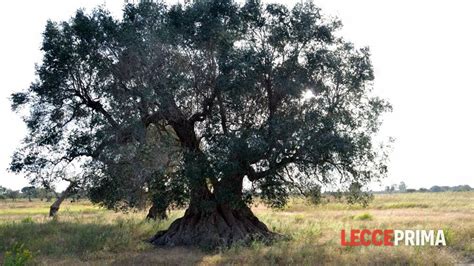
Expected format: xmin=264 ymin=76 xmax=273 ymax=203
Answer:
xmin=442 ymin=228 xmax=455 ymax=246
xmin=20 ymin=217 xmax=34 ymax=224
xmin=293 ymin=214 xmax=305 ymax=223
xmin=352 ymin=213 xmax=373 ymax=221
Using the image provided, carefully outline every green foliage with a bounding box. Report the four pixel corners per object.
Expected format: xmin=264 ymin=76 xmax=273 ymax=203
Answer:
xmin=10 ymin=0 xmax=390 ymax=212
xmin=20 ymin=186 xmax=37 ymax=201
xmin=3 ymin=243 xmax=33 ymax=266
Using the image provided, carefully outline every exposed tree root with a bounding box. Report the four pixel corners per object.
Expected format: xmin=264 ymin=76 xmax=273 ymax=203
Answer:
xmin=149 ymin=205 xmax=278 ymax=249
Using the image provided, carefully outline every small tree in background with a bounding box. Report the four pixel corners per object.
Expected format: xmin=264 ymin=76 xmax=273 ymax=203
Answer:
xmin=398 ymin=181 xmax=407 ymax=193
xmin=36 ymin=188 xmax=49 ymax=201
xmin=385 ymin=185 xmax=395 ymax=193
xmin=7 ymin=190 xmax=20 ymax=202
xmin=0 ymin=186 xmax=7 ymax=199
xmin=21 ymin=186 xmax=37 ymax=202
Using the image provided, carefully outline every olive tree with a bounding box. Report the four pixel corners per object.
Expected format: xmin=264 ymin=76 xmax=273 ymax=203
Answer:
xmin=10 ymin=0 xmax=390 ymax=248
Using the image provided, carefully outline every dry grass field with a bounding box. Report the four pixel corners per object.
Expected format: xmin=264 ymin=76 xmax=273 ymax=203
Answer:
xmin=0 ymin=192 xmax=473 ymax=265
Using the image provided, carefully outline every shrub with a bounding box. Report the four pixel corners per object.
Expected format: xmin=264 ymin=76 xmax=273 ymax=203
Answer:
xmin=306 ymin=185 xmax=322 ymax=205
xmin=3 ymin=243 xmax=33 ymax=266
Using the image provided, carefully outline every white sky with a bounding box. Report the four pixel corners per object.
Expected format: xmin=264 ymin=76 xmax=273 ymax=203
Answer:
xmin=0 ymin=0 xmax=473 ymax=191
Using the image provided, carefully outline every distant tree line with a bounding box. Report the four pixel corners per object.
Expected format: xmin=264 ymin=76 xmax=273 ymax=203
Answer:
xmin=1 ymin=182 xmax=471 ymax=202
xmin=0 ymin=185 xmax=85 ymax=202
xmin=383 ymin=182 xmax=472 ymax=193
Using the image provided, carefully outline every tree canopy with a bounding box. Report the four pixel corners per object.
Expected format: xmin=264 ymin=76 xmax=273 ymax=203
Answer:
xmin=10 ymin=0 xmax=391 ymax=248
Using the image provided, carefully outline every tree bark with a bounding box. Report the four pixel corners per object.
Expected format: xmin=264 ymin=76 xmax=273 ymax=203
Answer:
xmin=49 ymin=183 xmax=76 ymax=217
xmin=147 ymin=116 xmax=277 ymax=248
xmin=149 ymin=201 xmax=276 ymax=249
xmin=149 ymin=177 xmax=277 ymax=249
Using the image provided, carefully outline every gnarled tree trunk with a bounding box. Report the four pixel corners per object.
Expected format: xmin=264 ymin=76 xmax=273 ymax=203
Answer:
xmin=148 ymin=120 xmax=278 ymax=248
xmin=150 ymin=202 xmax=275 ymax=249
xmin=49 ymin=182 xmax=76 ymax=217
xmin=149 ymin=177 xmax=277 ymax=249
